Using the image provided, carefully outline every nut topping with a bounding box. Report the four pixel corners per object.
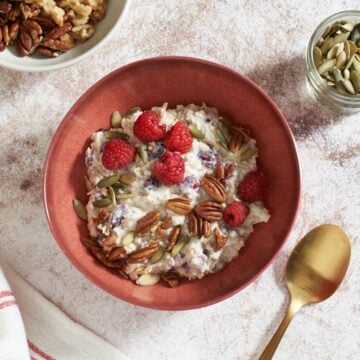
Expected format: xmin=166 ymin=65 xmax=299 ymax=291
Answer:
xmin=201 ymin=175 xmax=227 ymax=202
xmin=194 ymin=201 xmax=223 ymax=221
xmin=128 ymin=241 xmax=159 ymax=263
xmin=167 ymin=225 xmax=181 ymax=251
xmin=108 ymin=245 xmax=127 ymax=262
xmin=164 ymin=197 xmax=192 ymax=215
xmin=135 ymin=211 xmax=160 ymax=235
xmin=213 ymin=228 xmax=228 ymax=251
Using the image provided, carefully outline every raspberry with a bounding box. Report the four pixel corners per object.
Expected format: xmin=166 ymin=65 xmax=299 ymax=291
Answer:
xmin=152 ymin=151 xmax=185 ymax=185
xmin=102 ymin=139 xmax=136 ymax=170
xmin=133 ymin=110 xmax=166 ymax=142
xmin=223 ymin=202 xmax=249 ymax=227
xmin=237 ymin=171 xmax=265 ymax=202
xmin=163 ymin=122 xmax=193 ymax=154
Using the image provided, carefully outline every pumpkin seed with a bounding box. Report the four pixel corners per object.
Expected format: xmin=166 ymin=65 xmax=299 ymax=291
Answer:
xmin=124 ymin=106 xmax=142 ymax=117
xmin=73 ymin=199 xmax=87 ymax=220
xmin=344 ymin=40 xmax=351 ymax=59
xmin=348 ymin=40 xmax=357 ymax=58
xmin=139 ymin=144 xmax=148 ymax=164
xmin=341 ymin=23 xmax=354 ymax=32
xmin=119 ymin=174 xmax=136 ymax=185
xmin=171 ymin=236 xmax=187 ymax=257
xmin=350 ymin=70 xmax=360 ymax=91
xmin=108 ymin=186 xmax=116 ymax=205
xmin=336 ymin=51 xmax=347 ymax=68
xmin=332 ymin=32 xmax=350 ymax=46
xmin=215 ymin=128 xmax=229 ymax=150
xmin=188 ymin=124 xmax=205 ymax=139
xmin=150 ymin=246 xmax=166 ymax=264
xmin=121 ymin=231 xmax=135 ymax=245
xmin=93 ymin=197 xmax=112 ymax=208
xmin=322 ymin=26 xmax=331 ymax=39
xmin=345 ymin=54 xmax=355 ymax=70
xmin=320 ymin=37 xmax=333 ymax=55
xmin=104 ymin=131 xmax=129 ymax=140
xmin=343 ymin=68 xmax=350 ymax=80
xmin=313 ymin=47 xmax=322 ymax=67
xmin=110 ymin=111 xmax=122 ymax=128
xmin=84 ymin=176 xmax=92 ymax=192
xmin=116 ymin=193 xmax=134 ymax=200
xmin=327 ymin=43 xmax=343 ymax=59
xmin=218 ymin=116 xmax=232 ymax=126
xmin=97 ymin=175 xmax=119 ymax=188
xmin=334 ymin=68 xmax=343 ymax=83
xmin=342 ymin=79 xmax=356 ymax=94
xmin=317 ymin=59 xmax=336 ymax=75
xmin=136 ymin=273 xmax=160 ymax=286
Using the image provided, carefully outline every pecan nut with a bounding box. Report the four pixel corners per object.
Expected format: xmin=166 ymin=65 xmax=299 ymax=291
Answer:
xmin=212 ymin=228 xmax=228 ymax=251
xmin=127 ymin=241 xmax=159 ymax=263
xmin=160 ymin=216 xmax=173 ymax=230
xmin=90 ymin=247 xmax=124 ymax=269
xmin=135 ymin=211 xmax=160 ymax=235
xmin=19 ymin=30 xmax=32 ymax=51
xmin=188 ymin=212 xmax=211 ymax=238
xmin=194 ymin=201 xmax=223 ymax=221
xmin=161 ymin=272 xmax=181 ymax=288
xmin=47 ymin=22 xmax=72 ymax=40
xmin=36 ymin=46 xmax=60 ymax=57
xmin=224 ymin=163 xmax=235 ymax=178
xmin=108 ymin=246 xmax=127 ymax=262
xmin=165 ymin=197 xmax=191 ymax=215
xmin=167 ymin=225 xmax=181 ymax=251
xmin=215 ymin=162 xmax=225 ymax=180
xmin=229 ymin=133 xmax=243 ymax=153
xmin=201 ymin=175 xmax=227 ymax=202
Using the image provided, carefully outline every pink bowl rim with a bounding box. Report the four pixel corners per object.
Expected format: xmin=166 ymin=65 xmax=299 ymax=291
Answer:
xmin=43 ymin=56 xmax=302 ymax=310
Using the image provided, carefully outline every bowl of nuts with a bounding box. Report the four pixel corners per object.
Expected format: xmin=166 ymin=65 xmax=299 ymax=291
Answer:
xmin=44 ymin=57 xmax=301 ymax=310
xmin=0 ymin=0 xmax=129 ymax=72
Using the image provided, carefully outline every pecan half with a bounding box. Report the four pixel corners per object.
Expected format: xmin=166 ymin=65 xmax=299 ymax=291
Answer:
xmin=161 ymin=272 xmax=181 ymax=288
xmin=47 ymin=22 xmax=72 ymax=40
xmin=36 ymin=46 xmax=60 ymax=57
xmin=229 ymin=133 xmax=243 ymax=153
xmin=90 ymin=247 xmax=124 ymax=268
xmin=167 ymin=225 xmax=181 ymax=251
xmin=135 ymin=211 xmax=160 ymax=234
xmin=108 ymin=246 xmax=127 ymax=262
xmin=194 ymin=201 xmax=223 ymax=221
xmin=202 ymin=220 xmax=211 ymax=238
xmin=9 ymin=20 xmax=19 ymax=40
xmin=188 ymin=211 xmax=211 ymax=238
xmin=164 ymin=197 xmax=191 ymax=215
xmin=224 ymin=163 xmax=235 ymax=178
xmin=215 ymin=162 xmax=225 ymax=179
xmin=160 ymin=216 xmax=173 ymax=230
xmin=212 ymin=228 xmax=228 ymax=251
xmin=19 ymin=30 xmax=32 ymax=51
xmin=201 ymin=175 xmax=227 ymax=202
xmin=187 ymin=211 xmax=198 ymax=237
xmin=127 ymin=241 xmax=159 ymax=263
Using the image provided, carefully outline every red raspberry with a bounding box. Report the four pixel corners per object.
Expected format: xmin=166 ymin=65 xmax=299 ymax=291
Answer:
xmin=133 ymin=110 xmax=166 ymax=142
xmin=102 ymin=139 xmax=135 ymax=170
xmin=152 ymin=151 xmax=185 ymax=185
xmin=163 ymin=122 xmax=193 ymax=154
xmin=223 ymin=202 xmax=250 ymax=227
xmin=237 ymin=171 xmax=265 ymax=202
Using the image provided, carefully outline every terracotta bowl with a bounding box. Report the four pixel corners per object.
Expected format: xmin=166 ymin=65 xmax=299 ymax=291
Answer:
xmin=44 ymin=57 xmax=301 ymax=310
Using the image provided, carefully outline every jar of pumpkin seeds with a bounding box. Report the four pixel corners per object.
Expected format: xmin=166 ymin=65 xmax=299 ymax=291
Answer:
xmin=305 ymin=10 xmax=360 ymax=112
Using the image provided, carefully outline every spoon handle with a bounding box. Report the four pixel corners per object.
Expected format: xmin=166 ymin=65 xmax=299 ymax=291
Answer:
xmin=258 ymin=299 xmax=303 ymax=360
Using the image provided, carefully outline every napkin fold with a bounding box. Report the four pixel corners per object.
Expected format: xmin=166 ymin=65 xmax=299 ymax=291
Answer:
xmin=0 ymin=259 xmax=129 ymax=360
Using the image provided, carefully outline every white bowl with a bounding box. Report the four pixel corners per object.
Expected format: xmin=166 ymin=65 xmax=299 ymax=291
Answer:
xmin=0 ymin=0 xmax=129 ymax=72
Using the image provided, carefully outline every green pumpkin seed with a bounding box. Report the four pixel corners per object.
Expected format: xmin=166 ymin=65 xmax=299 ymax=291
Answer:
xmin=342 ymin=78 xmax=355 ymax=94
xmin=116 ymin=193 xmax=134 ymax=200
xmin=215 ymin=128 xmax=229 ymax=150
xmin=218 ymin=116 xmax=232 ymax=126
xmin=93 ymin=197 xmax=112 ymax=208
xmin=334 ymin=68 xmax=343 ymax=83
xmin=124 ymin=107 xmax=142 ymax=117
xmin=139 ymin=144 xmax=148 ymax=164
xmin=171 ymin=237 xmax=187 ymax=257
xmin=104 ymin=131 xmax=129 ymax=140
xmin=350 ymin=70 xmax=360 ymax=91
xmin=320 ymin=37 xmax=333 ymax=55
xmin=333 ymin=32 xmax=350 ymax=46
xmin=108 ymin=186 xmax=116 ymax=205
xmin=313 ymin=47 xmax=322 ymax=67
xmin=119 ymin=174 xmax=136 ymax=185
xmin=343 ymin=68 xmax=350 ymax=80
xmin=121 ymin=231 xmax=135 ymax=245
xmin=84 ymin=176 xmax=92 ymax=192
xmin=344 ymin=40 xmax=351 ymax=59
xmin=150 ymin=247 xmax=166 ymax=264
xmin=136 ymin=273 xmax=160 ymax=286
xmin=97 ymin=175 xmax=119 ymax=188
xmin=317 ymin=58 xmax=336 ymax=75
xmin=73 ymin=199 xmax=87 ymax=220
xmin=188 ymin=124 xmax=205 ymax=139
xmin=110 ymin=111 xmax=122 ymax=128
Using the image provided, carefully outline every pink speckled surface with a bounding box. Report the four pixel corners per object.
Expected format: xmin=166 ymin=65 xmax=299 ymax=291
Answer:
xmin=0 ymin=1 xmax=359 ymax=359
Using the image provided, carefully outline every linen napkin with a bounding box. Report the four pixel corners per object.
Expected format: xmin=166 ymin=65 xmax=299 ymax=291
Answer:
xmin=0 ymin=259 xmax=130 ymax=360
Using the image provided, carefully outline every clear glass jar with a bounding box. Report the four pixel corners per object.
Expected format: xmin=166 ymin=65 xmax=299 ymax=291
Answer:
xmin=305 ymin=10 xmax=360 ymax=113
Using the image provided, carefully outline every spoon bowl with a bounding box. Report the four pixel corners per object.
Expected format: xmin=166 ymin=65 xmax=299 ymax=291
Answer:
xmin=259 ymin=224 xmax=351 ymax=359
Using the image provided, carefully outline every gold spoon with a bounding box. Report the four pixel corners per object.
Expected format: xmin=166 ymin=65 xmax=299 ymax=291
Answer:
xmin=259 ymin=224 xmax=351 ymax=360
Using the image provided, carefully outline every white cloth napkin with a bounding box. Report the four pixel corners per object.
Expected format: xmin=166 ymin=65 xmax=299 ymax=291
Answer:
xmin=0 ymin=259 xmax=130 ymax=360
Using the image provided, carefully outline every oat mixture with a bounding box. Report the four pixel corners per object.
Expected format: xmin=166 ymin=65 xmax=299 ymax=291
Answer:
xmin=74 ymin=104 xmax=270 ymax=287
xmin=0 ymin=0 xmax=107 ymax=57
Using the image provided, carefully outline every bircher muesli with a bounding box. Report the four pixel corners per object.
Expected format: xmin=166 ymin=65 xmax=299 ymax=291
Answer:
xmin=73 ymin=103 xmax=270 ymax=287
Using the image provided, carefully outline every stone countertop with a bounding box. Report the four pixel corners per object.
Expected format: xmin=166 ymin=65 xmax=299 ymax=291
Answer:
xmin=0 ymin=1 xmax=359 ymax=359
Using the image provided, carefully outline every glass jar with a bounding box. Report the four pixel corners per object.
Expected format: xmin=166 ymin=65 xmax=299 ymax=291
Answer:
xmin=305 ymin=10 xmax=360 ymax=113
